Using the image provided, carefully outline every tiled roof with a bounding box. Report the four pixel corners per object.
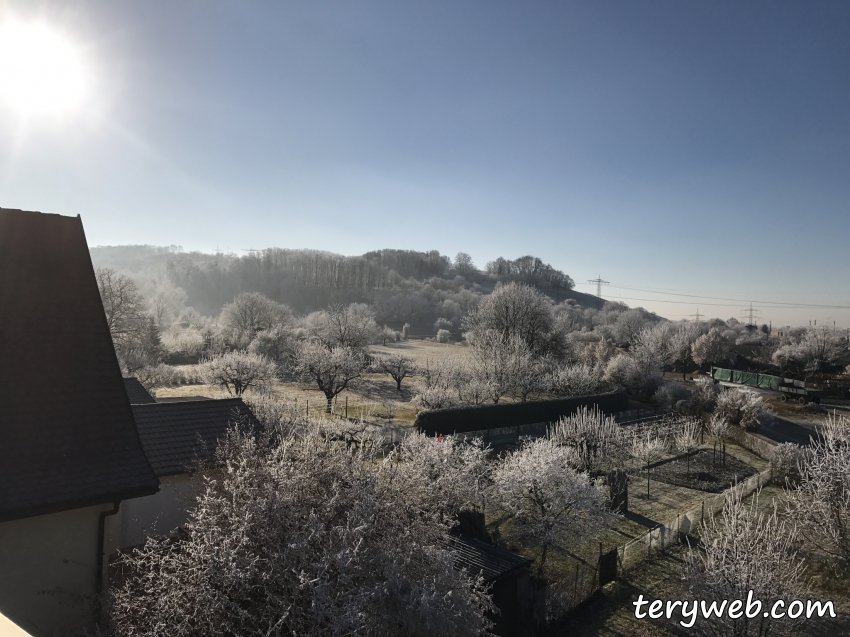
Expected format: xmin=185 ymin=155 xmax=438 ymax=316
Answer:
xmin=0 ymin=208 xmax=159 ymax=522
xmin=124 ymin=377 xmax=156 ymax=404
xmin=449 ymin=534 xmax=532 ymax=583
xmin=131 ymin=398 xmax=260 ymax=477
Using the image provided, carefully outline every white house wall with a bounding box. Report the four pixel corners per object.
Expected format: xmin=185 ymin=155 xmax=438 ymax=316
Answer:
xmin=0 ymin=504 xmax=120 ymax=637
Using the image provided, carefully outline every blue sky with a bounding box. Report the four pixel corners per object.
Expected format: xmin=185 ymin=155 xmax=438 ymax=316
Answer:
xmin=1 ymin=1 xmax=848 ymax=325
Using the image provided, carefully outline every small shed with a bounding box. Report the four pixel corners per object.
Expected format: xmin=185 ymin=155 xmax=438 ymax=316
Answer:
xmin=450 ymin=534 xmax=532 ymax=637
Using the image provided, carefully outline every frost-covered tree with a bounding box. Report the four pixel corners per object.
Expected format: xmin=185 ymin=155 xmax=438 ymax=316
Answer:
xmin=248 ymin=327 xmax=295 ymax=368
xmin=674 ymin=418 xmax=701 ymax=477
xmin=294 ymin=342 xmax=370 ymax=413
xmin=463 ymin=282 xmax=559 ymax=357
xmin=547 ymin=363 xmax=605 ymax=397
xmin=416 ymin=357 xmax=460 ymax=409
xmin=373 ymin=353 xmax=416 ymax=391
xmin=773 ymin=325 xmax=844 ymax=373
xmin=200 ymin=350 xmax=278 ymax=396
xmin=706 ymin=413 xmax=731 ymax=467
xmin=109 ymin=427 xmax=494 ymax=637
xmin=549 ymin=406 xmax=626 ymax=473
xmin=491 ymin=437 xmax=609 ymax=574
xmin=786 ymin=414 xmax=850 ymax=569
xmin=653 ymin=382 xmax=693 ymax=411
xmin=692 ymin=327 xmax=732 ymax=366
xmin=380 ymin=433 xmax=490 ymax=522
xmin=667 ymin=322 xmax=703 ymax=379
xmin=467 ymin=331 xmax=538 ymax=403
xmin=691 ymin=376 xmax=720 ymax=414
xmin=304 ymin=303 xmax=378 ymax=351
xmin=685 ymin=490 xmax=806 ymax=637
xmin=716 ymin=388 xmax=769 ymax=432
xmin=630 ymin=432 xmax=668 ymax=498
xmin=220 ymin=292 xmax=293 ymax=348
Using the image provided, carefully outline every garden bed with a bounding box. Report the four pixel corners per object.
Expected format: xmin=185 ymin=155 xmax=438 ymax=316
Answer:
xmin=648 ymin=448 xmax=757 ymax=493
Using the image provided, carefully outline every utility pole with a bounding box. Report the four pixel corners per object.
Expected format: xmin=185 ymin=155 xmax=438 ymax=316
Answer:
xmin=688 ymin=309 xmax=702 ymax=322
xmin=741 ymin=303 xmax=761 ymax=329
xmin=588 ymin=275 xmax=609 ymax=298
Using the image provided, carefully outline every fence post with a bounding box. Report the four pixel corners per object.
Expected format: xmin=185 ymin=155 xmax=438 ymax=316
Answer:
xmin=701 ymin=500 xmax=705 ymax=524
xmin=306 ymin=400 xmax=309 ymax=419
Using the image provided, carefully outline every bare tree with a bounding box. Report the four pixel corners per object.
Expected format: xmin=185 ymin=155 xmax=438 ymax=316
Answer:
xmin=294 ymin=342 xmax=370 ymax=413
xmin=200 ymin=350 xmax=278 ymax=396
xmin=453 ymin=252 xmax=475 ymax=276
xmin=96 ymin=267 xmax=150 ymax=345
xmin=490 ymin=437 xmax=609 ymax=575
xmin=109 ymin=427 xmax=494 ymax=637
xmin=373 ymin=353 xmax=416 ymax=391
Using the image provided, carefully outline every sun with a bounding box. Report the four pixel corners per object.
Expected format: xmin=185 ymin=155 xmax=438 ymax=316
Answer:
xmin=0 ymin=20 xmax=88 ymax=116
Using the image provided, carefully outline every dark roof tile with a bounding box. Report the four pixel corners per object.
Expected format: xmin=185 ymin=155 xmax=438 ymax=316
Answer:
xmin=0 ymin=208 xmax=160 ymax=522
xmin=124 ymin=377 xmax=156 ymax=404
xmin=449 ymin=534 xmax=531 ymax=582
xmin=131 ymin=398 xmax=260 ymax=476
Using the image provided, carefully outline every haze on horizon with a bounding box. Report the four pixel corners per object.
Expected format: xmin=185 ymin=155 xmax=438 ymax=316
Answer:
xmin=0 ymin=1 xmax=848 ymax=326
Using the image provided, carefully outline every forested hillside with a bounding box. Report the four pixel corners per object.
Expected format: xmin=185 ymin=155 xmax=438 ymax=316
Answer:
xmin=90 ymin=246 xmax=605 ymax=327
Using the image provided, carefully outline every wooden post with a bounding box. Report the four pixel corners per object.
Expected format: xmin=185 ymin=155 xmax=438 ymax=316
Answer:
xmin=306 ymin=400 xmax=309 ymax=419
xmin=345 ymin=396 xmax=348 ymax=419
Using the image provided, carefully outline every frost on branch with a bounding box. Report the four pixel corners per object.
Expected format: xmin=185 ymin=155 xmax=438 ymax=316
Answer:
xmin=490 ymin=437 xmax=610 ymax=574
xmin=109 ymin=427 xmax=494 ymax=637
xmin=685 ymin=489 xmax=806 ymax=637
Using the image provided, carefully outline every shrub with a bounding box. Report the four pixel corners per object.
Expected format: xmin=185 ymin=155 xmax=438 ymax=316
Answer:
xmin=653 ymin=382 xmax=693 ymax=411
xmin=768 ymin=442 xmax=810 ymax=486
xmin=436 ymin=329 xmax=452 ymax=343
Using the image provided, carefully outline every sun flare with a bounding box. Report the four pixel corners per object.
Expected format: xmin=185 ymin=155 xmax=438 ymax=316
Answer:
xmin=0 ymin=20 xmax=88 ymax=115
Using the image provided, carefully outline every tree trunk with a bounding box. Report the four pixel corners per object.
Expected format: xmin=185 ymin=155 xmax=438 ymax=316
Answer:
xmin=396 ymin=377 xmax=402 ymax=391
xmin=326 ymin=395 xmax=333 ymax=413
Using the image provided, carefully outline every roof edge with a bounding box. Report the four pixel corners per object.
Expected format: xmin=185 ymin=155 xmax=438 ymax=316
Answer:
xmin=0 ymin=483 xmax=160 ymax=524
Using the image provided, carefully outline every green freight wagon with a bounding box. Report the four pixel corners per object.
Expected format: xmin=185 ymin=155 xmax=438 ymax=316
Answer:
xmin=709 ymin=367 xmax=821 ymax=404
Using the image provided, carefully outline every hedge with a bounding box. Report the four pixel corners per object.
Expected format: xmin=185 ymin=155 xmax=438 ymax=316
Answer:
xmin=415 ymin=388 xmax=629 ymax=436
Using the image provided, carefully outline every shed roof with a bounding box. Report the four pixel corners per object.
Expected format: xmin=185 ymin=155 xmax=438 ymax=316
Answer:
xmin=0 ymin=208 xmax=159 ymax=522
xmin=124 ymin=377 xmax=156 ymax=404
xmin=131 ymin=398 xmax=260 ymax=477
xmin=449 ymin=534 xmax=532 ymax=583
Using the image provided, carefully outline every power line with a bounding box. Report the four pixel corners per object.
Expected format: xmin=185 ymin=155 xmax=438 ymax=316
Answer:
xmin=604 ymin=284 xmax=850 ymax=309
xmin=601 ymin=294 xmax=850 ymax=310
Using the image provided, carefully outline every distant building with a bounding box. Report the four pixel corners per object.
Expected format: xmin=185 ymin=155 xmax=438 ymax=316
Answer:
xmin=0 ymin=209 xmax=160 ymax=636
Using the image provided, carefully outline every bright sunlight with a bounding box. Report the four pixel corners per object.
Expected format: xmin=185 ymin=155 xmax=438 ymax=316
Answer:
xmin=0 ymin=20 xmax=88 ymax=115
